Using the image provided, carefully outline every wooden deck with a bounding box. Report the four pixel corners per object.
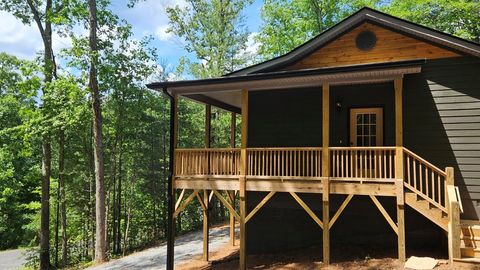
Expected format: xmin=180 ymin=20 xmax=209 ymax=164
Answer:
xmin=172 ymin=145 xmax=461 ymax=267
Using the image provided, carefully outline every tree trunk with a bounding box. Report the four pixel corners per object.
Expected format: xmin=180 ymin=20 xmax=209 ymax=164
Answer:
xmin=59 ymin=130 xmax=67 ymax=267
xmin=89 ymin=0 xmax=107 ymax=263
xmin=40 ymin=140 xmax=51 ymax=270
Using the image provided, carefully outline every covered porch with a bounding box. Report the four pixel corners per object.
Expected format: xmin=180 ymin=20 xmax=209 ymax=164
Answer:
xmin=147 ymin=60 xmax=461 ymax=270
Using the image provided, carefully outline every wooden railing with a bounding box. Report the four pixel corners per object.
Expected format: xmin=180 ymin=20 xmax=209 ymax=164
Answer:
xmin=403 ymin=148 xmax=447 ymax=213
xmin=247 ymin=147 xmax=322 ymax=178
xmin=329 ymin=147 xmax=396 ymax=181
xmin=174 ymin=148 xmax=241 ymax=177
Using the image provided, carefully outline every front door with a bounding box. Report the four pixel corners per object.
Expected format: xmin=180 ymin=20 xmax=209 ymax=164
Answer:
xmin=350 ymin=108 xmax=383 ymax=146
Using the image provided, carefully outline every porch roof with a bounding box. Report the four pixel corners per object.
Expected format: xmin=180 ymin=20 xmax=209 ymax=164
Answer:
xmin=146 ymin=59 xmax=424 ymax=114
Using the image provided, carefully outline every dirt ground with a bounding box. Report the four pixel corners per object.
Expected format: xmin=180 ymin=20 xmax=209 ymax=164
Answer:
xmin=177 ymin=243 xmax=479 ymax=270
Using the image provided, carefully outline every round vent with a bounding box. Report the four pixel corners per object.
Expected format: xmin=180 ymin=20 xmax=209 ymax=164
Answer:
xmin=355 ymin=30 xmax=377 ymax=51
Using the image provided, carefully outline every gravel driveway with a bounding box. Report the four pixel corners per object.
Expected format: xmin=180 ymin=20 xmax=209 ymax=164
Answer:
xmin=87 ymin=225 xmax=234 ymax=270
xmin=0 ymin=249 xmax=26 ymax=270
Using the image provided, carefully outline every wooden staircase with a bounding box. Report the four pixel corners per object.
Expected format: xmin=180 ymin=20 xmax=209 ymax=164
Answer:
xmin=402 ymin=148 xmax=462 ymax=263
xmin=404 ymin=192 xmax=448 ymax=231
xmin=459 ymin=220 xmax=480 ymax=261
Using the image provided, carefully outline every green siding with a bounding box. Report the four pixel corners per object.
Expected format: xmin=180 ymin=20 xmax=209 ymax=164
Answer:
xmin=248 ymin=88 xmax=323 ymax=147
xmin=404 ymin=56 xmax=480 ymax=219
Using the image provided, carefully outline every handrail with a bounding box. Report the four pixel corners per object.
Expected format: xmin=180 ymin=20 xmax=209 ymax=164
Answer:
xmin=330 ymin=147 xmax=396 ymax=180
xmin=403 ymin=148 xmax=446 ymax=176
xmin=455 ymin=186 xmax=464 ymax=214
xmin=247 ymin=147 xmax=322 ymax=178
xmin=174 ymin=148 xmax=241 ymax=176
xmin=330 ymin=146 xmax=397 ymax=150
xmin=403 ymin=147 xmax=448 ymax=213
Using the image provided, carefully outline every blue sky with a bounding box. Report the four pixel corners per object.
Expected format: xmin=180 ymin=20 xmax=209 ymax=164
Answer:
xmin=0 ymin=0 xmax=264 ymax=71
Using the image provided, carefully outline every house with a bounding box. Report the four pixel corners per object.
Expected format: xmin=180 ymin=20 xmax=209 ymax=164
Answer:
xmin=147 ymin=7 xmax=480 ymax=270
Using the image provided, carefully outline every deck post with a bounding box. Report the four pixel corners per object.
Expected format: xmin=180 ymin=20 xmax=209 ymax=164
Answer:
xmin=396 ymin=178 xmax=406 ymax=262
xmin=203 ymin=105 xmax=211 ymax=261
xmin=322 ymin=83 xmax=330 ymax=265
xmin=239 ymin=90 xmax=248 ymax=270
xmin=446 ymin=167 xmax=460 ymax=262
xmin=165 ymin=92 xmax=178 ymax=270
xmin=395 ymin=77 xmax=405 ymax=262
xmin=229 ymin=112 xmax=237 ymax=246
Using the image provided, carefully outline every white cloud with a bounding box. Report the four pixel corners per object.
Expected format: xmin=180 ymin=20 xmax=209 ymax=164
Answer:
xmin=0 ymin=11 xmax=42 ymax=59
xmin=155 ymin=24 xmax=173 ymax=41
xmin=0 ymin=11 xmax=75 ymax=60
xmin=245 ymin=32 xmax=260 ymax=55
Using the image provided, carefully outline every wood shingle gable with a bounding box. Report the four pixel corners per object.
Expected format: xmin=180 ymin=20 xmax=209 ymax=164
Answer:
xmin=283 ymin=22 xmax=459 ymax=70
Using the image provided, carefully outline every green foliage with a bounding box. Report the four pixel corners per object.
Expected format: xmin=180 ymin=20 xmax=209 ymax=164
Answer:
xmin=166 ymin=0 xmax=254 ymax=78
xmin=256 ymin=0 xmax=381 ymax=59
xmin=0 ymin=53 xmax=41 ymax=249
xmin=386 ymin=0 xmax=480 ymax=43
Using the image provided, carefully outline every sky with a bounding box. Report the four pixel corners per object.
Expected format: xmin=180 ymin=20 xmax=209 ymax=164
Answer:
xmin=0 ymin=0 xmax=264 ymax=71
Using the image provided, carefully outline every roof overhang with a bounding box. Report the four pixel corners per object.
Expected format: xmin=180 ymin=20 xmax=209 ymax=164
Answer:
xmin=147 ymin=60 xmax=424 ymax=113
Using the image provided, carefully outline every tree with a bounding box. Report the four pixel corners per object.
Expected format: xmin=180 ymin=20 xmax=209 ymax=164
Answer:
xmin=386 ymin=0 xmax=480 ymax=43
xmin=85 ymin=0 xmax=108 ymax=263
xmin=0 ymin=53 xmax=41 ymax=251
xmin=166 ymin=0 xmax=254 ymax=78
xmin=256 ymin=0 xmax=381 ymax=59
xmin=0 ymin=1 xmax=70 ymax=268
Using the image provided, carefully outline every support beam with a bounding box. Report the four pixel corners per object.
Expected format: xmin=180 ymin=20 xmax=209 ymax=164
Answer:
xmin=175 ymin=189 xmax=186 ymax=211
xmin=290 ymin=192 xmax=323 ymax=229
xmin=370 ymin=195 xmax=398 ymax=234
xmin=397 ymin=182 xmax=406 ymax=262
xmin=203 ymin=190 xmax=209 ymax=261
xmin=213 ymin=190 xmax=240 ymax=220
xmin=166 ymin=92 xmax=178 ymax=270
xmin=394 ymin=77 xmax=403 ymax=146
xmin=446 ymin=167 xmax=460 ymax=262
xmin=322 ymin=83 xmax=330 ymax=265
xmin=173 ymin=190 xmax=200 ymax=218
xmin=329 ymin=194 xmax=354 ymax=229
xmin=229 ymin=112 xmax=236 ymax=246
xmin=322 ymin=83 xmax=330 ymax=178
xmin=203 ymin=104 xmax=211 ymax=261
xmin=245 ymin=191 xmax=275 ymax=223
xmin=239 ymin=176 xmax=247 ymax=270
xmin=205 ymin=105 xmax=211 ymax=148
xmin=323 ymin=179 xmax=330 ymax=265
xmin=239 ymin=90 xmax=248 ymax=270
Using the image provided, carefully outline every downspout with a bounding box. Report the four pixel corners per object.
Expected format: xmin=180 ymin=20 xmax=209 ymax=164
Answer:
xmin=162 ymin=87 xmax=175 ymax=270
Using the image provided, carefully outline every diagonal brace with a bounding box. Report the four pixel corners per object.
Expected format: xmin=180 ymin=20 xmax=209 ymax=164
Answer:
xmin=213 ymin=190 xmax=240 ymax=220
xmin=246 ymin=191 xmax=276 ymax=223
xmin=329 ymin=194 xmax=354 ymax=229
xmin=174 ymin=190 xmax=199 ymax=218
xmin=290 ymin=192 xmax=323 ymax=229
xmin=370 ymin=195 xmax=398 ymax=234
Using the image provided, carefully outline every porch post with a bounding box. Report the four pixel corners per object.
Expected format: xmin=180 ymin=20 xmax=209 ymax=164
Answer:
xmin=394 ymin=77 xmax=406 ymax=262
xmin=166 ymin=92 xmax=178 ymax=270
xmin=394 ymin=77 xmax=403 ymax=146
xmin=322 ymin=83 xmax=330 ymax=265
xmin=229 ymin=112 xmax=237 ymax=246
xmin=239 ymin=90 xmax=248 ymax=270
xmin=203 ymin=104 xmax=211 ymax=261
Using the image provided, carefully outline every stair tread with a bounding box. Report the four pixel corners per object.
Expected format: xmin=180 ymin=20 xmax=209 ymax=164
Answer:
xmin=460 ymin=244 xmax=480 ymax=251
xmin=405 ymin=194 xmax=448 ymax=230
xmin=454 ymin=257 xmax=480 ymax=263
